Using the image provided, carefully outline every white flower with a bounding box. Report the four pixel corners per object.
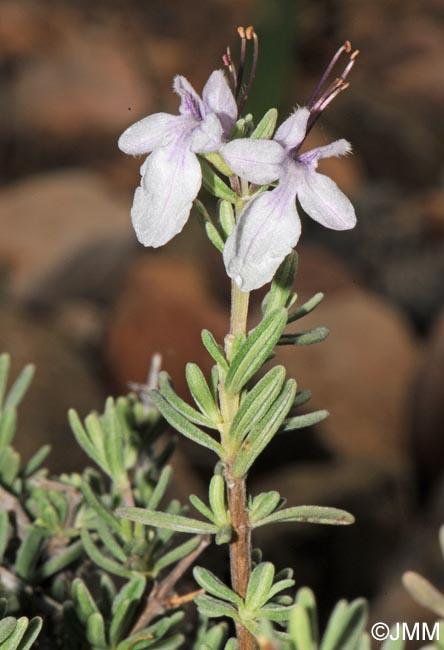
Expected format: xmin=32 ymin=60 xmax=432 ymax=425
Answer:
xmin=221 ymin=107 xmax=356 ymax=291
xmin=118 ymin=71 xmax=237 ymax=247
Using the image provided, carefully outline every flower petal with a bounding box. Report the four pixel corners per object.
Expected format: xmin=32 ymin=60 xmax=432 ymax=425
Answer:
xmin=274 ymin=107 xmax=309 ymax=151
xmin=190 ymin=113 xmax=224 ymax=154
xmin=223 ymin=182 xmax=301 ymax=291
xmin=131 ymin=142 xmax=201 ymax=247
xmin=174 ymin=75 xmax=205 ymax=120
xmin=202 ymin=70 xmax=237 ymax=136
xmin=118 ymin=113 xmax=191 ymax=155
xmin=221 ymin=139 xmax=286 ymax=185
xmin=298 ymin=139 xmax=352 ymax=168
xmin=297 ymin=170 xmax=356 ymax=230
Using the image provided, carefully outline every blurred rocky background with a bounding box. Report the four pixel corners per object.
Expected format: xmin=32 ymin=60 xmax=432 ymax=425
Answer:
xmin=2 ymin=0 xmax=444 ymax=635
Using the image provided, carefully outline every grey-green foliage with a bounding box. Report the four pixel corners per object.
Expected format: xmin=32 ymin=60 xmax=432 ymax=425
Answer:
xmin=250 ymin=587 xmax=369 ymax=650
xmin=0 ymin=353 xmax=221 ymax=649
xmin=401 ymin=525 xmax=444 ymax=650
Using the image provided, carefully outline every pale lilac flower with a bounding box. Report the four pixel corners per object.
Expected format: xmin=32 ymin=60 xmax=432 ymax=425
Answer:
xmin=221 ymin=107 xmax=356 ymax=291
xmin=118 ymin=71 xmax=237 ymax=247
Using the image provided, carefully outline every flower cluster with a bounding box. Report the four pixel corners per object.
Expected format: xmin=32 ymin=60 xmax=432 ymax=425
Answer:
xmin=118 ymin=35 xmax=357 ymax=291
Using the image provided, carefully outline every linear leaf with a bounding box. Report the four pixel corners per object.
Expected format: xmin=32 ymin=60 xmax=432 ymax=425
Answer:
xmin=0 ymin=409 xmax=17 ymax=450
xmin=233 ymin=380 xmax=296 ymax=477
xmin=4 ymin=364 xmax=34 ymax=411
xmin=200 ymin=160 xmax=238 ymax=202
xmin=86 ymin=612 xmax=107 ymax=647
xmin=249 ymin=491 xmax=281 ymax=524
xmin=153 ymin=535 xmax=202 ymax=574
xmin=225 ymin=309 xmax=288 ymax=395
xmin=208 ymin=475 xmax=228 ymax=525
xmin=189 ymin=495 xmax=217 ymax=524
xmin=288 ymin=293 xmax=324 ymax=323
xmin=321 ymin=599 xmax=368 ymax=650
xmin=194 ymin=567 xmax=242 ymax=606
xmin=150 ymin=391 xmax=222 ymax=456
xmin=15 ymin=531 xmax=43 ymax=581
xmin=81 ymin=529 xmax=132 ymax=578
xmin=112 ymin=575 xmax=146 ymax=616
xmin=253 ymin=506 xmax=355 ymax=528
xmin=0 ymin=618 xmax=16 ymax=644
xmin=251 ymin=108 xmax=278 ymax=140
xmin=263 ymin=252 xmax=298 ymax=315
xmin=103 ymin=398 xmax=126 ymax=484
xmin=201 ymin=331 xmax=229 ymax=372
xmin=229 ymin=366 xmax=286 ymax=446
xmin=117 ymin=507 xmax=218 ymax=535
xmin=403 ymin=571 xmax=444 ymax=618
xmin=218 ymin=200 xmax=235 ymax=238
xmin=278 ymin=327 xmax=329 ymax=346
xmin=195 ymin=594 xmax=240 ymax=621
xmin=186 ymin=364 xmax=221 ymax=423
xmin=0 ymin=354 xmax=11 ymax=408
xmin=37 ymin=540 xmax=84 ymax=579
xmin=158 ymin=372 xmax=214 ymax=428
xmin=81 ymin=478 xmax=122 ymax=533
xmin=194 ymin=200 xmax=225 ymax=252
xmin=280 ymin=410 xmax=329 ymax=433
xmin=22 ymin=445 xmax=51 ymax=477
xmin=97 ymin=519 xmax=127 ymax=563
xmin=1 ymin=617 xmax=28 ymax=650
xmin=295 ymin=587 xmax=318 ymax=648
xmin=245 ymin=563 xmax=275 ymax=612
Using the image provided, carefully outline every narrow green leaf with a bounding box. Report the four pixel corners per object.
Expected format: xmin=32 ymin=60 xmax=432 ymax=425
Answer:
xmin=289 ymin=604 xmax=315 ymax=650
xmin=267 ymin=579 xmax=295 ymax=600
xmin=194 ymin=567 xmax=242 ymax=606
xmin=109 ymin=597 xmax=135 ymax=646
xmin=186 ymin=364 xmax=221 ymax=423
xmin=402 ymin=571 xmax=444 ymax=618
xmin=201 ymin=331 xmax=229 ymax=372
xmin=225 ymin=639 xmax=239 ymax=650
xmin=81 ymin=529 xmax=133 ymax=578
xmin=251 ymin=108 xmax=278 ymax=140
xmin=200 ymin=160 xmax=238 ymax=202
xmin=234 ymin=380 xmax=296 ymax=477
xmin=245 ymin=563 xmax=275 ymax=612
xmin=189 ymin=495 xmax=217 ymax=524
xmin=195 ymin=595 xmax=240 ymax=621
xmin=225 ymin=309 xmax=288 ymax=395
xmin=4 ymin=364 xmax=34 ymax=411
xmin=253 ymin=505 xmax=355 ymax=528
xmin=146 ymin=633 xmax=185 ymax=650
xmin=208 ymin=475 xmax=228 ymax=525
xmin=1 ymin=617 xmax=28 ymax=650
xmin=249 ymin=491 xmax=281 ymax=524
xmin=280 ymin=410 xmax=329 ymax=433
xmin=150 ymin=391 xmax=222 ymax=456
xmin=158 ymin=372 xmax=214 ymax=428
xmin=263 ymin=252 xmax=298 ymax=315
xmin=195 ymin=200 xmax=225 ymax=252
xmin=86 ymin=612 xmax=107 ymax=647
xmin=278 ymin=327 xmax=329 ymax=347
xmin=296 ymin=587 xmax=319 ymax=648
xmin=112 ymin=575 xmax=146 ymax=616
xmin=294 ymin=390 xmax=312 ymax=407
xmin=16 ymin=618 xmax=43 ymax=650
xmin=229 ymin=366 xmax=286 ymax=446
xmin=0 ymin=618 xmax=16 ymax=644
xmin=0 ymin=354 xmax=11 ymax=408
xmin=321 ymin=599 xmax=368 ymax=650
xmin=257 ymin=603 xmax=293 ymax=622
xmin=202 ymin=152 xmax=234 ymax=177
xmin=0 ymin=409 xmax=17 ymax=450
xmin=69 ymin=410 xmax=102 ymax=469
xmin=287 ymin=293 xmax=324 ymax=323
xmin=15 ymin=530 xmax=43 ymax=581
xmin=37 ymin=540 xmax=84 ymax=579
xmin=218 ymin=200 xmax=235 ymax=238
xmin=103 ymin=398 xmax=127 ymax=484
xmin=153 ymin=535 xmax=202 ymax=574
xmin=97 ymin=519 xmax=127 ymax=563
xmin=147 ymin=465 xmax=172 ymax=511
xmin=215 ymin=524 xmax=233 ymax=545
xmin=72 ymin=578 xmax=99 ymax=623
xmin=22 ymin=445 xmax=51 ymax=477
xmin=81 ymin=477 xmax=122 ymax=533
xmin=117 ymin=507 xmax=218 ymax=535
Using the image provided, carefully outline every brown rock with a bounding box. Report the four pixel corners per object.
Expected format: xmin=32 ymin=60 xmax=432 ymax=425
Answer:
xmin=272 ymin=283 xmax=420 ymax=469
xmin=11 ymin=24 xmax=147 ymax=142
xmin=105 ymin=254 xmax=229 ymax=397
xmin=0 ymin=170 xmax=132 ymax=295
xmin=0 ymin=308 xmax=104 ymax=473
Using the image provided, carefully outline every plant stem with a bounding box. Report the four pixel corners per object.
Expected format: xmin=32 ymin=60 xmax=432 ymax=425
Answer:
xmin=219 ymin=279 xmax=255 ymax=650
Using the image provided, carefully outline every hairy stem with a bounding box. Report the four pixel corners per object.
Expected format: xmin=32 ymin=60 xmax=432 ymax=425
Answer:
xmin=219 ymin=279 xmax=255 ymax=650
